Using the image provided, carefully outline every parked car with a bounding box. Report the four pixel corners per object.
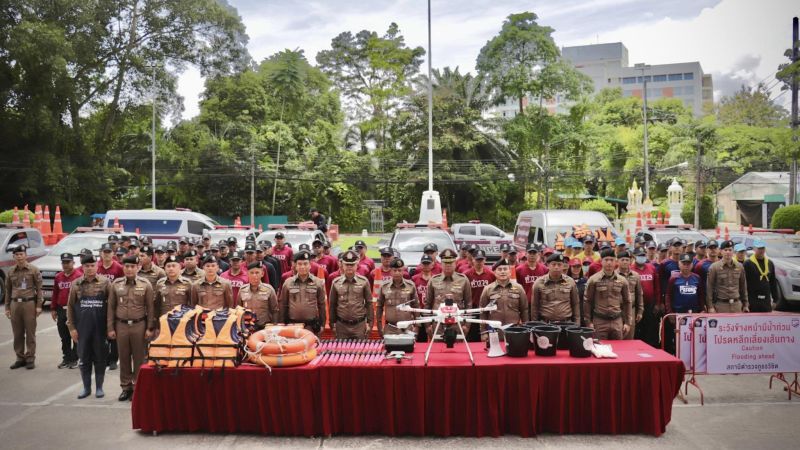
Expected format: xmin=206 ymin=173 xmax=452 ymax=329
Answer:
xmin=728 ymin=231 xmax=800 ymax=310
xmin=255 ymin=223 xmax=329 ymax=250
xmin=103 ymin=209 xmax=218 ymax=245
xmin=389 ymin=224 xmax=456 ymax=272
xmin=0 ymin=224 xmax=48 ymax=303
xmin=203 ymin=226 xmax=259 ymax=246
xmin=451 ymin=221 xmax=512 ymax=261
xmin=512 ymin=210 xmax=618 ymax=252
xmin=635 ymin=225 xmax=711 ymax=246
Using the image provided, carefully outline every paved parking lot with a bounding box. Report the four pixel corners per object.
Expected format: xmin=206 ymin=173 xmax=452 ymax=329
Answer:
xmin=0 ymin=308 xmax=798 ymax=449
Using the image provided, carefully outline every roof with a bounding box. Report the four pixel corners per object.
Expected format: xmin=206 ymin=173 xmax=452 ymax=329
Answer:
xmin=718 ymin=172 xmax=790 ymax=195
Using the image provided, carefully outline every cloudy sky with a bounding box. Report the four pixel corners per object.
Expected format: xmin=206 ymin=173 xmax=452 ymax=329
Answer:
xmin=176 ymin=0 xmax=798 ymax=120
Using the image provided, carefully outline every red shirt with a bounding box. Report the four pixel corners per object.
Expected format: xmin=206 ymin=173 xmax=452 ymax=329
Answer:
xmin=455 ymin=258 xmax=471 ymax=273
xmin=359 ymin=254 xmax=375 ymax=272
xmin=271 ymin=245 xmax=293 ymax=273
xmin=631 ymin=262 xmax=661 ymax=305
xmin=315 ymin=254 xmax=338 ymax=274
xmin=463 ymin=268 xmax=496 ymax=307
xmin=97 ymin=260 xmax=124 ymax=282
xmin=221 ymin=268 xmax=249 ymax=305
xmin=52 ymin=270 xmax=82 ymax=308
xmin=412 ymin=272 xmax=434 ymax=306
xmin=515 ymin=262 xmax=548 ymax=300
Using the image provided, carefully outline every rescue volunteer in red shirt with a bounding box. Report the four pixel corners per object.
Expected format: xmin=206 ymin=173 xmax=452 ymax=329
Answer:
xmin=630 ymin=247 xmax=662 ymax=348
xmin=422 ymin=243 xmax=443 ymax=275
xmin=463 ymin=250 xmax=495 ymax=341
xmin=354 ymin=240 xmax=375 ymax=272
xmin=97 ymin=243 xmax=124 ymax=281
xmin=271 ymin=232 xmax=293 ymax=274
xmin=455 ymin=243 xmax=472 ymax=273
xmin=220 ymin=250 xmax=248 ymax=305
xmin=411 ymin=255 xmax=435 ymax=342
xmin=515 ymin=244 xmax=549 ymax=302
xmin=371 ymin=247 xmax=396 ymax=299
xmin=52 ymin=253 xmax=81 ymax=369
xmin=313 ymin=239 xmax=338 ymax=274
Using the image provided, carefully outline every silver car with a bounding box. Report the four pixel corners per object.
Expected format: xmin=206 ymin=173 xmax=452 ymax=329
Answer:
xmin=729 ymin=233 xmax=800 ymax=310
xmin=255 ymin=227 xmax=329 ymax=250
xmin=451 ymin=222 xmax=512 ymax=261
xmin=635 ymin=226 xmax=711 ymax=246
xmin=389 ymin=226 xmax=456 ymax=272
xmin=0 ymin=225 xmax=48 ymax=303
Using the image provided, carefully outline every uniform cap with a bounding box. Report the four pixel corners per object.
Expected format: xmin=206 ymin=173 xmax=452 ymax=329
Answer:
xmin=202 ymin=255 xmax=218 ymax=266
xmin=617 ymin=250 xmax=632 ymax=259
xmin=107 ymin=235 xmax=119 ymax=242
xmin=227 ymin=237 xmax=237 ymax=244
xmin=121 ymin=255 xmax=139 ymax=265
xmin=645 ymin=240 xmax=657 ymax=249
xmin=568 ymin=258 xmax=582 ymax=267
xmin=154 ymin=245 xmax=167 ymax=253
xmin=183 ymin=250 xmax=198 ymax=258
xmin=294 ymin=251 xmax=312 ymax=262
xmin=312 ymin=239 xmax=323 ymax=247
xmin=420 ymin=254 xmax=434 ymax=264
xmin=460 ymin=243 xmax=471 ymax=251
xmin=140 ymin=245 xmax=154 ymax=256
xmin=733 ymin=243 xmax=747 ymax=253
xmin=60 ymin=253 xmax=74 ymax=262
xmin=389 ymin=258 xmax=405 ymax=269
xmin=582 ymin=234 xmax=595 ymax=243
xmin=494 ymin=258 xmax=509 ymax=267
xmin=229 ymin=250 xmax=243 ymax=261
xmin=679 ymin=253 xmax=693 ymax=263
xmin=244 ymin=243 xmax=257 ymax=253
xmin=80 ymin=253 xmax=96 ymax=264
xmin=115 ymin=247 xmax=126 ymax=255
xmin=546 ymin=253 xmax=565 ymax=264
xmin=341 ymin=250 xmax=359 ymax=264
xmin=468 ymin=244 xmax=479 ymax=254
xmin=298 ymin=243 xmax=311 ymax=252
xmin=275 ymin=232 xmax=285 ymax=239
xmin=632 ymin=247 xmax=646 ymax=257
xmin=473 ymin=250 xmax=487 ymax=260
xmin=542 ymin=247 xmax=555 ymax=256
xmin=120 ymin=235 xmax=131 ymax=242
xmin=719 ymin=240 xmax=734 ymax=250
xmin=139 ymin=236 xmax=152 ymax=245
xmin=706 ymin=239 xmax=719 ymax=248
xmin=695 ymin=240 xmax=707 ymax=248
xmin=247 ymin=261 xmax=263 ymax=271
xmin=599 ymin=248 xmax=616 ymax=259
xmin=100 ymin=243 xmax=113 ymax=252
xmin=80 ymin=248 xmax=93 ymax=256
xmin=753 ymin=240 xmax=766 ymax=249
xmin=614 ymin=237 xmax=627 ymax=246
xmin=440 ymin=248 xmax=458 ymax=262
xmin=261 ymin=240 xmax=272 ymax=249
xmin=164 ymin=255 xmax=181 ymax=265
xmin=379 ymin=246 xmax=394 ymax=256
xmin=179 ymin=237 xmax=189 ymax=244
xmin=526 ymin=243 xmax=540 ymax=253
xmin=128 ymin=240 xmax=139 ymax=248
xmin=354 ymin=240 xmax=366 ymax=248
xmin=423 ymin=243 xmax=438 ymax=253
xmin=499 ymin=243 xmax=511 ymax=253
xmin=217 ymin=240 xmax=228 ymax=248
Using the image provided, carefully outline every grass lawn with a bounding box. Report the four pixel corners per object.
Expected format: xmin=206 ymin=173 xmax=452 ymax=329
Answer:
xmin=335 ymin=235 xmax=384 ymax=258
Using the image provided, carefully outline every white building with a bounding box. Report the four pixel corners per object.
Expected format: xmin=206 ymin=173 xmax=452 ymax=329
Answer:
xmin=487 ymin=42 xmax=713 ymax=118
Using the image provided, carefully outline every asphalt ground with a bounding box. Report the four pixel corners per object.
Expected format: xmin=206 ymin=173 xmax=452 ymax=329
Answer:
xmin=0 ymin=307 xmax=798 ymax=449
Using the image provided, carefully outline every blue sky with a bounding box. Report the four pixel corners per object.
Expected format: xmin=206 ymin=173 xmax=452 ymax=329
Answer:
xmin=176 ymin=0 xmax=798 ymax=119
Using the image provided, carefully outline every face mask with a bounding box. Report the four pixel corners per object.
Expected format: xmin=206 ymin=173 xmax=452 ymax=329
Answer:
xmin=635 ymin=256 xmax=647 ymax=265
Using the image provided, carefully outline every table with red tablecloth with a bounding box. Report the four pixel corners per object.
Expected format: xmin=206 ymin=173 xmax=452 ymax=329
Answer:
xmin=132 ymin=340 xmax=684 ymax=437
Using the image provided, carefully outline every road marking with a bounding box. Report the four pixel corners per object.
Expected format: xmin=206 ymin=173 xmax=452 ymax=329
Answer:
xmin=0 ymin=324 xmax=57 ymax=347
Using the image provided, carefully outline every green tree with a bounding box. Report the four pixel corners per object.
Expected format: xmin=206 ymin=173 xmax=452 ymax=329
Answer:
xmin=716 ymin=84 xmax=787 ymax=127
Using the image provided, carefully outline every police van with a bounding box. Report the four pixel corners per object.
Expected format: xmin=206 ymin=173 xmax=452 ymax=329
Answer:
xmin=103 ymin=209 xmax=219 ymax=245
xmin=512 ymin=210 xmax=618 ymax=252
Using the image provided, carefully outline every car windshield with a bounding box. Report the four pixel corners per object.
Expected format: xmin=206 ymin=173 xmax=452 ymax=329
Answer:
xmin=50 ymin=235 xmax=109 ymax=254
xmin=763 ymin=240 xmax=800 ymax=258
xmin=206 ymin=230 xmax=254 ymax=243
xmin=393 ymin=231 xmax=453 ymax=252
xmin=258 ymin=231 xmax=314 ymax=249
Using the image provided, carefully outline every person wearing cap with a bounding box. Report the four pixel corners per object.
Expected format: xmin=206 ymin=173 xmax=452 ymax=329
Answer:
xmin=181 ymin=250 xmax=203 ymax=283
xmin=566 ymin=258 xmax=588 ymax=325
xmin=583 ymin=249 xmax=632 ymax=340
xmin=239 ymin=261 xmax=279 ymax=329
xmin=658 ymin=239 xmax=682 ymax=304
xmin=733 ymin=243 xmax=747 ymax=264
xmin=191 ymin=256 xmax=234 ymax=310
xmin=225 ymin=236 xmax=237 ymax=253
xmin=479 ymin=258 xmax=528 ymax=337
xmin=531 ymin=253 xmax=579 ymax=324
xmin=419 ymin=243 xmax=442 ymax=275
xmin=426 ymin=249 xmax=472 ymax=338
xmin=584 ymin=242 xmax=611 ymax=279
xmin=221 ymin=250 xmax=248 ymax=305
xmin=309 ymin=208 xmax=328 ymax=233
xmin=371 ymin=247 xmax=409 ymax=297
xmin=51 ymin=253 xmax=81 ymax=369
xmin=743 ymin=240 xmax=779 ymax=312
xmin=215 ymin=240 xmax=229 ymax=263
xmin=178 ymin=237 xmax=191 ymax=258
xmin=493 ymin=243 xmax=518 ymax=276
xmin=137 ymin=245 xmax=166 ymax=291
xmin=271 ymin=233 xmax=293 ymax=274
xmin=630 ymin=248 xmax=661 ymax=347
xmin=376 ymin=258 xmax=419 ymax=337
xmin=107 ymin=255 xmax=155 ymax=401
xmin=153 ymin=245 xmax=167 ymax=268
xmin=4 ymin=246 xmax=43 ymax=370
xmin=98 ymin=243 xmax=124 ymax=283
xmin=281 ymin=251 xmax=327 ymax=334
xmin=352 ymin=240 xmax=375 ymax=273
xmin=693 ymin=240 xmax=708 ymax=267
xmin=616 ymin=251 xmax=644 ymax=340
xmin=455 ymin=243 xmax=472 ymax=272
xmin=463 ymin=250 xmax=496 ymax=341
xmin=645 ymin=241 xmax=658 ymax=263
xmin=312 ymin=239 xmax=338 ymax=274
xmin=656 ymin=243 xmax=669 ymax=264
xmin=614 ymin=237 xmax=628 ymax=257
xmin=155 ymin=255 xmax=194 ymax=318
xmin=577 ymin=235 xmax=599 ymax=263
xmin=706 ymin=240 xmax=749 ymax=313
xmin=67 ymin=253 xmax=114 ymax=399
xmin=516 ymin=244 xmax=549 ymax=302
xmin=244 ymin=243 xmax=277 ymax=289
xmin=259 ymin=241 xmax=283 ymax=288
xmin=329 ymin=250 xmax=374 ymax=339
xmin=664 ymin=253 xmax=705 ymax=354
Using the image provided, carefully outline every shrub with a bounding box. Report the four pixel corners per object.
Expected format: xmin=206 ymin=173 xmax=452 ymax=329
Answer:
xmin=771 ymin=204 xmax=800 ymax=231
xmin=681 ymin=195 xmax=717 ymax=229
xmin=580 ymin=199 xmax=617 ymax=221
xmin=0 ymin=209 xmax=35 ymax=224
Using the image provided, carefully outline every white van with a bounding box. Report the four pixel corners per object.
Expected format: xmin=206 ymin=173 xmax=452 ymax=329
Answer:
xmin=103 ymin=209 xmax=219 ymax=244
xmin=512 ymin=210 xmax=618 ymax=252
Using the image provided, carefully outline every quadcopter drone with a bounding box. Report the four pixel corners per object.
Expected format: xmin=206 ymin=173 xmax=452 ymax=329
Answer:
xmin=396 ymin=295 xmax=502 ymax=366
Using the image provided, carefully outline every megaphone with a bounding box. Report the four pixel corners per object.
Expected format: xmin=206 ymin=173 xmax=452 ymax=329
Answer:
xmin=486 ymin=329 xmax=505 ymax=358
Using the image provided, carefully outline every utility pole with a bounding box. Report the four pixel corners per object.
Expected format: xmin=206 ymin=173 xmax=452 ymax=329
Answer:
xmin=637 ymin=64 xmax=652 ymax=200
xmin=250 ymin=145 xmax=255 ymax=227
xmin=791 ymin=17 xmax=798 ymax=204
xmin=427 ymin=0 xmax=433 ymax=192
xmin=694 ymin=140 xmax=703 ymax=229
xmin=151 ymin=66 xmax=157 ymax=209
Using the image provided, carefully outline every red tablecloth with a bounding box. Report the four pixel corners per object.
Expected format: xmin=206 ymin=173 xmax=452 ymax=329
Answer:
xmin=132 ymin=340 xmax=683 ymax=437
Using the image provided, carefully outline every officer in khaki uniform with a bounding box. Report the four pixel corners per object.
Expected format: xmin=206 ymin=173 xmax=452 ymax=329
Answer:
xmin=583 ymin=248 xmax=632 ymax=340
xmin=330 ymin=251 xmax=373 ymax=339
xmin=107 ymin=255 xmax=154 ymax=401
xmin=531 ymin=253 xmax=580 ymax=323
xmin=4 ymin=245 xmax=43 ymax=369
xmin=479 ymin=258 xmax=528 ymax=337
xmin=137 ymin=245 xmax=166 ymax=289
xmin=425 ymin=248 xmax=472 ymax=338
xmin=154 ymin=255 xmax=193 ymax=318
xmin=191 ymin=255 xmax=233 ymax=310
xmin=706 ymin=240 xmax=749 ymax=313
xmin=617 ymin=251 xmax=644 ymax=339
xmin=280 ymin=251 xmax=326 ymax=334
xmin=238 ymin=261 xmax=278 ymax=328
xmin=180 ymin=250 xmax=203 ymax=283
xmin=376 ymin=258 xmax=418 ymax=336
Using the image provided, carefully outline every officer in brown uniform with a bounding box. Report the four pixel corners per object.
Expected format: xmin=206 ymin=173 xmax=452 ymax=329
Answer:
xmin=425 ymin=248 xmax=471 ymax=338
xmin=280 ymin=251 xmax=326 ymax=334
xmin=154 ymin=255 xmax=193 ymax=318
xmin=107 ymin=255 xmax=154 ymax=401
xmin=376 ymin=258 xmax=419 ymax=336
xmin=180 ymin=250 xmax=203 ymax=283
xmin=238 ymin=261 xmax=278 ymax=328
xmin=706 ymin=240 xmax=749 ymax=313
xmin=4 ymin=245 xmax=43 ymax=369
xmin=583 ymin=248 xmax=632 ymax=340
xmin=479 ymin=259 xmax=528 ymax=337
xmin=330 ymin=250 xmax=373 ymax=339
xmin=617 ymin=250 xmax=644 ymax=339
xmin=191 ymin=255 xmax=233 ymax=310
xmin=531 ymin=253 xmax=580 ymax=323
xmin=137 ymin=245 xmax=166 ymax=289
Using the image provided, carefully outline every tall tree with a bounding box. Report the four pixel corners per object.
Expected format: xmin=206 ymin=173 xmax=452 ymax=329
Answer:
xmin=716 ymin=84 xmax=788 ymax=127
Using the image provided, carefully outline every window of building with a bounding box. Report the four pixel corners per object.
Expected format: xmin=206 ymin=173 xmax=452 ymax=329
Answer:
xmin=622 ymin=77 xmax=636 ymax=84
xmin=683 ymin=72 xmax=694 ymax=80
xmin=653 ymin=75 xmax=667 ymax=82
xmin=668 ymin=73 xmax=683 ymax=81
xmin=636 ymin=76 xmax=652 ymax=83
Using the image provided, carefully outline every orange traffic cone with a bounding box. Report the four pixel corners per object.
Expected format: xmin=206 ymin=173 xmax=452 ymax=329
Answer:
xmin=43 ymin=205 xmax=52 ymax=235
xmin=625 ymin=228 xmax=632 ymax=244
xmin=442 ymin=209 xmax=448 ymax=231
xmin=34 ymin=204 xmax=42 ymax=232
xmin=53 ymin=205 xmax=64 ymax=238
xmin=724 ymin=226 xmax=730 ymax=241
xmin=715 ymin=226 xmax=720 ymax=239
xmin=113 ymin=216 xmax=120 ymax=229
xmin=665 ymin=211 xmax=671 ymax=224
xmin=23 ymin=204 xmax=30 ymax=227
xmin=635 ymin=212 xmax=642 ymax=233
xmin=657 ymin=211 xmax=663 ymax=225
xmin=11 ymin=207 xmax=19 ymax=224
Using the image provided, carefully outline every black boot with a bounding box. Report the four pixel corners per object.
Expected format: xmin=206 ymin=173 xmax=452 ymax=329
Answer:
xmin=94 ymin=363 xmax=105 ymax=398
xmin=77 ymin=364 xmax=92 ymax=399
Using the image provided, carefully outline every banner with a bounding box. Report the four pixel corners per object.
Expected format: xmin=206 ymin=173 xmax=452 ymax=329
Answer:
xmin=678 ymin=315 xmax=693 ymax=370
xmin=692 ymin=317 xmax=707 ymax=373
xmin=705 ymin=314 xmax=800 ymax=374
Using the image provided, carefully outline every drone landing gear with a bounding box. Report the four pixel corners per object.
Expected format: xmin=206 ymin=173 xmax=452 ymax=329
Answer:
xmin=424 ymin=322 xmax=475 ymax=366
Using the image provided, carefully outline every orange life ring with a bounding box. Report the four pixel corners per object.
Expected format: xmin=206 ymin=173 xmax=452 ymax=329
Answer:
xmin=246 ymin=326 xmax=318 ymax=355
xmin=248 ymin=348 xmax=318 ymax=368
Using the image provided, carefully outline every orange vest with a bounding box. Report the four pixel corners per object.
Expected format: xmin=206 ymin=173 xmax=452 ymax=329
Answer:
xmin=193 ymin=307 xmax=244 ymax=368
xmin=148 ymin=305 xmax=203 ymax=368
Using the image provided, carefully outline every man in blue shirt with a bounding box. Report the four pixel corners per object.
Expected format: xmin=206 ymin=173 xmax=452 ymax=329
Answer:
xmin=664 ymin=253 xmax=704 ymax=354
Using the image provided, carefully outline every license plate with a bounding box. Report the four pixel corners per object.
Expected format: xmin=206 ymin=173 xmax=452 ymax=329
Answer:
xmin=481 ymin=245 xmax=500 ymax=253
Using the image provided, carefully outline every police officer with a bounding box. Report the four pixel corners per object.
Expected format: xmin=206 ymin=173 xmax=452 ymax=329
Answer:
xmin=583 ymin=248 xmax=632 ymax=340
xmin=181 ymin=250 xmax=203 ymax=283
xmin=617 ymin=250 xmax=644 ymax=339
xmin=52 ymin=252 xmax=81 ymax=369
xmin=107 ymin=255 xmax=154 ymax=401
xmin=191 ymin=255 xmax=233 ymax=309
xmin=479 ymin=259 xmax=528 ymax=337
xmin=743 ymin=240 xmax=779 ymax=312
xmin=330 ymin=250 xmax=373 ymax=339
xmin=280 ymin=251 xmax=326 ymax=334
xmin=531 ymin=253 xmax=580 ymax=323
xmin=4 ymin=245 xmax=43 ymax=369
xmin=67 ymin=253 xmax=113 ymax=399
xmin=376 ymin=258 xmax=419 ymax=336
xmin=137 ymin=245 xmax=166 ymax=289
xmin=238 ymin=261 xmax=279 ymax=328
xmin=425 ymin=249 xmax=471 ymax=338
xmin=706 ymin=240 xmax=749 ymax=313
xmin=155 ymin=255 xmax=194 ymax=317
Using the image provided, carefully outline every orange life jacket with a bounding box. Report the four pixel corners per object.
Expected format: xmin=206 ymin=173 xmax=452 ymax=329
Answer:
xmin=193 ymin=307 xmax=244 ymax=368
xmin=148 ymin=305 xmax=204 ymax=367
